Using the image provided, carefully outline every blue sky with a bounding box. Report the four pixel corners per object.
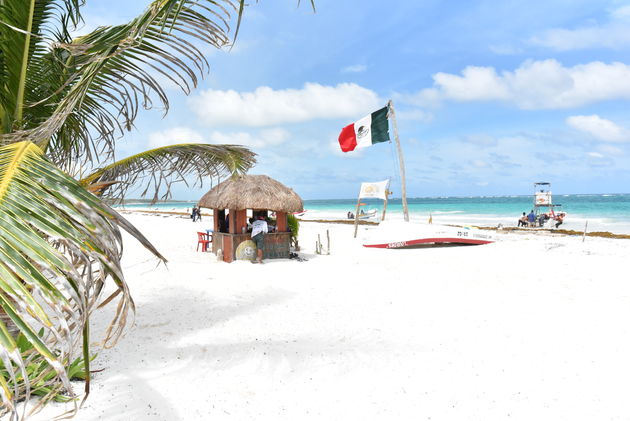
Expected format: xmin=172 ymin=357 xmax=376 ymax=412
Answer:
xmin=80 ymin=0 xmax=630 ymax=199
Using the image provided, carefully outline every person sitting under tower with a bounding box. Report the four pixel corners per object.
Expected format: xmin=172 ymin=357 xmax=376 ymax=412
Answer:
xmin=555 ymin=212 xmax=565 ymax=229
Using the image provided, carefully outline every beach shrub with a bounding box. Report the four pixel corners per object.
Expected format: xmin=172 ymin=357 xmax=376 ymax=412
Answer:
xmin=288 ymin=214 xmax=300 ymax=238
xmin=288 ymin=214 xmax=300 ymax=248
xmin=0 ymin=330 xmax=95 ymax=404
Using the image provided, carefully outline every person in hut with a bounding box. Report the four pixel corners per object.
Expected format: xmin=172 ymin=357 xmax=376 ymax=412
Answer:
xmin=251 ymin=215 xmax=268 ymax=264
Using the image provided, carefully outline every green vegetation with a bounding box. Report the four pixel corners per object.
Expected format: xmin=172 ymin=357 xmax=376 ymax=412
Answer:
xmin=0 ymin=330 xmax=94 ymax=404
xmin=288 ymin=214 xmax=300 ymax=248
xmin=0 ymin=0 xmax=317 ymax=418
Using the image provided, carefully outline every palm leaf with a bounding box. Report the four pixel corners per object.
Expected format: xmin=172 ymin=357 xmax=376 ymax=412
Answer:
xmin=3 ymin=0 xmax=242 ymax=168
xmin=80 ymin=143 xmax=256 ymax=203
xmin=1 ymin=0 xmax=314 ymax=172
xmin=0 ymin=141 xmax=164 ymax=416
xmin=0 ymin=0 xmax=82 ymax=133
xmin=0 ymin=1 xmax=314 ymax=418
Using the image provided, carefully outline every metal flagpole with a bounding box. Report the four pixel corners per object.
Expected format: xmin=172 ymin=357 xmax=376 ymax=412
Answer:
xmin=387 ymin=100 xmax=409 ymax=222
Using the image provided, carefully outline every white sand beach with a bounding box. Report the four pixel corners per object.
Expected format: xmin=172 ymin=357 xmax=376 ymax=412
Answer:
xmin=33 ymin=212 xmax=630 ymax=420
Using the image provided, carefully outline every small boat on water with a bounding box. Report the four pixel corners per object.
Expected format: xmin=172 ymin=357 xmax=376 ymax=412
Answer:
xmin=363 ymin=221 xmax=495 ymax=249
xmin=346 ymin=208 xmax=378 ymax=220
xmin=358 ymin=209 xmax=378 ymax=219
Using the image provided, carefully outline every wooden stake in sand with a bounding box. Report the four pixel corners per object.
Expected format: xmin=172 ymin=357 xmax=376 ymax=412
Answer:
xmin=583 ymin=221 xmax=588 ymax=242
xmin=326 ymin=229 xmax=330 ymax=255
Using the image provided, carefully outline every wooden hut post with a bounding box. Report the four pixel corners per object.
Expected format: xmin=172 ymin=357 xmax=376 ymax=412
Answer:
xmin=228 ymin=209 xmax=238 ymax=234
xmin=236 ymin=209 xmax=248 ymax=233
xmin=213 ymin=208 xmax=220 ymax=232
xmin=276 ymin=211 xmax=288 ymax=232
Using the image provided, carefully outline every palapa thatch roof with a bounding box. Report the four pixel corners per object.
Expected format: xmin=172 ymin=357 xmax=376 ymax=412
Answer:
xmin=198 ymin=174 xmax=303 ymax=213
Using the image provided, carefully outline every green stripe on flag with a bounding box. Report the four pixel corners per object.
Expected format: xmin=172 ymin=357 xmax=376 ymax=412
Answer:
xmin=370 ymin=106 xmax=390 ymax=144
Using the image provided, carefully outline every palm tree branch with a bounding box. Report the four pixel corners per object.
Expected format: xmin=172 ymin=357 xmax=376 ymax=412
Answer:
xmin=80 ymin=143 xmax=256 ymax=203
xmin=0 ymin=141 xmax=165 ymax=412
xmin=0 ymin=0 xmax=83 ymax=133
xmin=5 ymin=0 xmax=239 ymax=159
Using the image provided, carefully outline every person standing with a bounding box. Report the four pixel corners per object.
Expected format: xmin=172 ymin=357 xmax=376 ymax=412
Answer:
xmin=527 ymin=210 xmax=536 ymax=227
xmin=251 ymin=216 xmax=268 ymax=264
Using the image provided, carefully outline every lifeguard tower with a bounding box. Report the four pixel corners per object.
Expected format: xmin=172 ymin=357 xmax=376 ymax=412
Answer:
xmin=534 ymin=182 xmax=562 ymax=220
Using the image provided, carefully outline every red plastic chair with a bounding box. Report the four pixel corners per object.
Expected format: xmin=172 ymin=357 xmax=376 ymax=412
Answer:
xmin=197 ymin=232 xmax=212 ymax=252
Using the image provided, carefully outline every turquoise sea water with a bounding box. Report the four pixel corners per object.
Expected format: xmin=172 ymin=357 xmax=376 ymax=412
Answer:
xmin=117 ymin=193 xmax=630 ymax=234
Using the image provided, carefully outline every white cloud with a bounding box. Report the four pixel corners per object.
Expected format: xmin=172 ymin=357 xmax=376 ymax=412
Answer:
xmin=403 ymin=59 xmax=630 ymax=109
xmin=148 ymin=127 xmax=204 ymax=148
xmin=529 ymin=6 xmax=630 ymax=51
xmin=208 ymin=128 xmax=290 ymax=148
xmin=341 ymin=64 xmax=367 ymax=73
xmin=188 ymin=83 xmax=381 ymax=127
xmin=433 ymin=66 xmax=510 ymax=101
xmin=586 ymin=151 xmax=615 ymax=167
xmin=612 ymin=5 xmax=630 ymax=21
xmin=148 ymin=127 xmax=291 ymax=149
xmin=529 ymin=26 xmax=630 ymax=51
xmin=598 ymin=144 xmax=624 ymax=156
xmin=566 ymin=115 xmax=630 ymax=142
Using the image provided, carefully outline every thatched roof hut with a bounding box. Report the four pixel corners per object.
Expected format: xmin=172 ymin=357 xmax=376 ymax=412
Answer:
xmin=198 ymin=174 xmax=303 ymax=213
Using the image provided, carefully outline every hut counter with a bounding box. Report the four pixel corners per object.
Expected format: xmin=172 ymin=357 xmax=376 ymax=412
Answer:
xmin=211 ymin=231 xmax=291 ymax=263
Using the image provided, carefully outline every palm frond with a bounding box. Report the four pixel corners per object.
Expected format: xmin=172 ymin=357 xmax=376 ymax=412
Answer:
xmin=0 ymin=0 xmax=82 ymax=134
xmin=80 ymin=143 xmax=256 ymax=203
xmin=0 ymin=141 xmax=164 ymax=417
xmin=3 ymin=0 xmax=243 ymax=167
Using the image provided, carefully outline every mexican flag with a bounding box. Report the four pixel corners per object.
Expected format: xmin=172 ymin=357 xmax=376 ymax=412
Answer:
xmin=338 ymin=106 xmax=390 ymax=152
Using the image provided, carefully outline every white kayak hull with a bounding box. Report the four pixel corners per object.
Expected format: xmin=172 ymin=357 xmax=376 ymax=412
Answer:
xmin=363 ymin=221 xmax=495 ymax=249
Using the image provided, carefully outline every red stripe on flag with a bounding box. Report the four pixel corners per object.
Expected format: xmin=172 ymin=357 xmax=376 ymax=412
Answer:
xmin=338 ymin=123 xmax=357 ymax=152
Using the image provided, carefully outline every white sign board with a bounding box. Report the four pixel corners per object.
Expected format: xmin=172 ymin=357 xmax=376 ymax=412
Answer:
xmin=359 ymin=180 xmax=390 ymax=200
xmin=535 ymin=191 xmax=552 ymax=206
